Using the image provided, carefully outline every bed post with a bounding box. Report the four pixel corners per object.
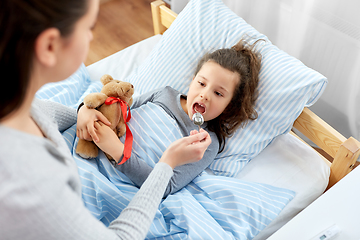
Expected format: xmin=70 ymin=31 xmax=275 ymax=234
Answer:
xmin=293 ymin=107 xmax=347 ymax=157
xmin=327 ymin=137 xmax=360 ymax=190
xmin=151 ymin=0 xmax=177 ymax=35
xmin=151 ymin=0 xmax=167 ymax=35
xmin=294 ymin=107 xmax=360 ymax=189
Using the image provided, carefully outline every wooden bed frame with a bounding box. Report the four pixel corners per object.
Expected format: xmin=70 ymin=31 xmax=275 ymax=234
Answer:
xmin=150 ymin=0 xmax=360 ymax=190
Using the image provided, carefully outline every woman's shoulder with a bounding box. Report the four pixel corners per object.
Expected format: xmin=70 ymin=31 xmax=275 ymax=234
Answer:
xmin=0 ymin=125 xmax=62 ymax=165
xmin=0 ymin=125 xmax=81 ymax=194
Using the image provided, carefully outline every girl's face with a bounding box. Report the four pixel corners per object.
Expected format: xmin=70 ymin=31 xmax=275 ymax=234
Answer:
xmin=186 ymin=61 xmax=239 ymax=122
xmin=56 ymin=0 xmax=99 ymax=81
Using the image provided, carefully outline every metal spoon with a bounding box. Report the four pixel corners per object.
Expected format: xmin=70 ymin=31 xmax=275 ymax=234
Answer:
xmin=192 ymin=112 xmax=204 ymax=131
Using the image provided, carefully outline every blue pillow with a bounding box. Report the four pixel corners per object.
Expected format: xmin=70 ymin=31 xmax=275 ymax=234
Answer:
xmin=125 ymin=0 xmax=327 ymax=177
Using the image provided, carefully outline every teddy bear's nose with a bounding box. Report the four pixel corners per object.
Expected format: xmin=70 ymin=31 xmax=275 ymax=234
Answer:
xmin=131 ymin=84 xmax=134 ymax=88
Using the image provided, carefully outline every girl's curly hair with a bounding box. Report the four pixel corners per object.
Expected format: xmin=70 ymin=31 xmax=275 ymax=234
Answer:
xmin=194 ymin=39 xmax=263 ymax=152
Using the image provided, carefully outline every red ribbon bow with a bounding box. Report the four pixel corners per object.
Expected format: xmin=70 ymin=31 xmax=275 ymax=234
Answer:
xmin=105 ymin=97 xmax=133 ymax=165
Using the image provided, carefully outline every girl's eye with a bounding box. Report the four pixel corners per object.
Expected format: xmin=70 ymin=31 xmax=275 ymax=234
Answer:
xmin=215 ymin=91 xmax=223 ymax=97
xmin=198 ymin=81 xmax=205 ymax=87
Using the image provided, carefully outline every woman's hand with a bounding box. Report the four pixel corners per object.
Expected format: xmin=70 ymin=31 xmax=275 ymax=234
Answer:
xmin=93 ymin=121 xmax=124 ymax=162
xmin=159 ymin=129 xmax=211 ymax=169
xmin=76 ymin=105 xmax=111 ymax=142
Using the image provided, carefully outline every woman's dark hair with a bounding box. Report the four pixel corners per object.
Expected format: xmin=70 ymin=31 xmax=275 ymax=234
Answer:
xmin=0 ymin=0 xmax=89 ymax=120
xmin=194 ymin=39 xmax=263 ymax=153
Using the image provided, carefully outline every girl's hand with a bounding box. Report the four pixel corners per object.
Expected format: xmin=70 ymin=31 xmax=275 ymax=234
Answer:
xmin=159 ymin=129 xmax=211 ymax=169
xmin=76 ymin=105 xmax=111 ymax=142
xmin=189 ymin=129 xmax=199 ymax=136
xmin=93 ymin=121 xmax=124 ymax=162
xmin=189 ymin=128 xmax=207 ymax=143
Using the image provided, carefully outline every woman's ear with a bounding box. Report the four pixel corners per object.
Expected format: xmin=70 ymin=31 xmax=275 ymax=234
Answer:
xmin=34 ymin=28 xmax=61 ymax=67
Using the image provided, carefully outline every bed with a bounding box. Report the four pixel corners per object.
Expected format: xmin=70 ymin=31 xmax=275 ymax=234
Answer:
xmin=35 ymin=0 xmax=360 ymax=239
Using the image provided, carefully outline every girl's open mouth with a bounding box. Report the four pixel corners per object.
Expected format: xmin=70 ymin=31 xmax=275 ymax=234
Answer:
xmin=193 ymin=102 xmax=206 ymax=114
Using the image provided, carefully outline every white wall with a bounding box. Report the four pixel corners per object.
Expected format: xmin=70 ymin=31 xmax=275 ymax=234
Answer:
xmin=222 ymin=0 xmax=360 ymax=139
xmin=169 ymin=0 xmax=190 ymax=14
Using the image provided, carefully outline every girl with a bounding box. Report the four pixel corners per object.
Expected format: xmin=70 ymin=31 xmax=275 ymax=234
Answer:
xmin=0 ymin=0 xmax=211 ymax=239
xmin=77 ymin=39 xmax=262 ymax=197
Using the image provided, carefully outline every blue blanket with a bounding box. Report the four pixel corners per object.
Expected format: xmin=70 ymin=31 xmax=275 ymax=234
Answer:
xmin=36 ymin=65 xmax=295 ymax=239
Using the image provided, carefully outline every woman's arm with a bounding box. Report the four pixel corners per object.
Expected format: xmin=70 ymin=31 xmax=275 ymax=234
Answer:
xmin=1 ymin=162 xmax=172 ymax=240
xmin=108 ymin=131 xmax=211 ymax=238
xmin=108 ymin=162 xmax=174 ymax=239
xmin=0 ymin=130 xmax=210 ymax=240
xmin=33 ymin=99 xmax=77 ymax=132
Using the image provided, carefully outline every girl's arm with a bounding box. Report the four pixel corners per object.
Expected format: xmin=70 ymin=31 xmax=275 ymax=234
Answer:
xmin=92 ymin=121 xmax=124 ymax=161
xmin=93 ymin=117 xmax=217 ymax=198
xmin=76 ymin=88 xmax=162 ymax=142
xmin=76 ymin=105 xmax=111 ymax=142
xmin=130 ymin=87 xmax=162 ymax=109
xmin=116 ymin=129 xmax=219 ymax=197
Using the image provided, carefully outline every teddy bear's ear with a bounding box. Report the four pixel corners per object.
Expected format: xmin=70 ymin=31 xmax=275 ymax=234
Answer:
xmin=100 ymin=74 xmax=114 ymax=85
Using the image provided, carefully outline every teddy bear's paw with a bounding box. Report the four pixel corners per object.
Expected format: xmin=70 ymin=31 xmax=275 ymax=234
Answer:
xmin=117 ymin=127 xmax=126 ymax=137
xmin=104 ymin=152 xmax=114 ymax=161
xmin=76 ymin=139 xmax=98 ymax=159
xmin=77 ymin=153 xmax=93 ymax=159
xmin=76 ymin=149 xmax=98 ymax=159
xmin=85 ymin=102 xmax=96 ymax=109
xmin=83 ymin=93 xmax=108 ymax=109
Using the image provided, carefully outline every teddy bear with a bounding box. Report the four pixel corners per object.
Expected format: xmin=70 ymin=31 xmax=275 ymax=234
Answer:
xmin=76 ymin=74 xmax=134 ymax=163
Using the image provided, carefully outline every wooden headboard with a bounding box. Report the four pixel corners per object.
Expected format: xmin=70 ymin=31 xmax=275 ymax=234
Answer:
xmin=150 ymin=0 xmax=360 ymax=190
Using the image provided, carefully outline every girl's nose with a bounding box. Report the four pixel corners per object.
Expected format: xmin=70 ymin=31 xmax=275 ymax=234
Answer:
xmin=200 ymin=90 xmax=209 ymax=101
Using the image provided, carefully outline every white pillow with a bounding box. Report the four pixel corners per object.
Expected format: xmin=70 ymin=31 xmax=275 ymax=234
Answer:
xmin=124 ymin=0 xmax=328 ymax=177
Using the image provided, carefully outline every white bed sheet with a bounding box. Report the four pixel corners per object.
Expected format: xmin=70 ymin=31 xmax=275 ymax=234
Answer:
xmin=86 ymin=35 xmax=330 ymax=238
xmin=238 ymin=133 xmax=330 ymax=239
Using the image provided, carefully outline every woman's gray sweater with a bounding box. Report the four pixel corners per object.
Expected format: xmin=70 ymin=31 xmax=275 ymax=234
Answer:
xmin=0 ymin=99 xmax=173 ymax=240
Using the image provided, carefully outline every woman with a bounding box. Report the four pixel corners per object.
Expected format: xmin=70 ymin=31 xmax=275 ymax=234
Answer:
xmin=0 ymin=0 xmax=211 ymax=239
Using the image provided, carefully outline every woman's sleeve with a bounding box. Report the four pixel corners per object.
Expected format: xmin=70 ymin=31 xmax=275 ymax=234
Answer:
xmin=108 ymin=162 xmax=173 ymax=238
xmin=32 ymin=99 xmax=77 ymax=132
xmin=1 ymin=162 xmax=173 ymax=240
